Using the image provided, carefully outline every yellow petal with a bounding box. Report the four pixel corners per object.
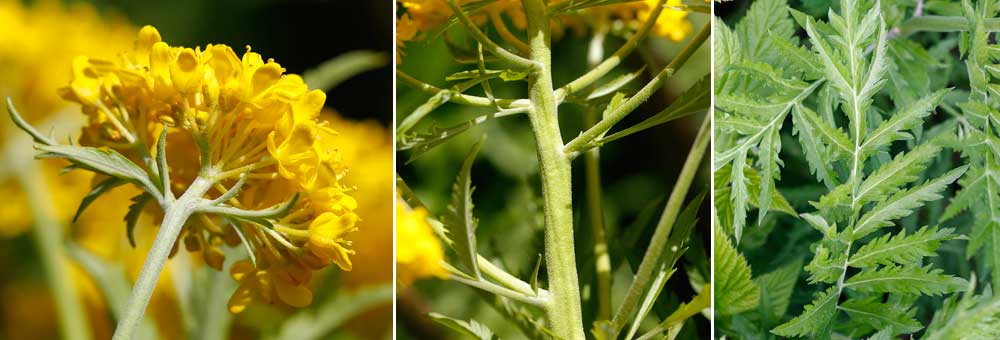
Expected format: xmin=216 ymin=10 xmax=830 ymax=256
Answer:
xmin=69 ymin=56 xmax=102 ymax=105
xmin=170 ymin=48 xmax=202 ymax=94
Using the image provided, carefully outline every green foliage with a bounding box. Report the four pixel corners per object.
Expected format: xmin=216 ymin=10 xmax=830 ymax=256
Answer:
xmin=714 ymin=0 xmax=986 ymax=338
xmin=443 ymin=138 xmax=485 ymax=278
xmin=714 ymin=224 xmax=759 ymax=316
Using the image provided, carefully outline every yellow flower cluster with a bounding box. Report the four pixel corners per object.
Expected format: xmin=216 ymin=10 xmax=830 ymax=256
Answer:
xmin=396 ymin=0 xmax=692 ymax=61
xmin=60 ymin=25 xmax=360 ymax=313
xmin=395 ymin=193 xmax=448 ymax=287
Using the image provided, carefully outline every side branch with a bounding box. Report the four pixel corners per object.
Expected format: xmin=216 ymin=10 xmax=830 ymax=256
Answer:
xmin=445 ymin=0 xmax=536 ymax=69
xmin=553 ymin=0 xmax=668 ymax=101
xmin=607 ymin=114 xmax=710 ymax=339
xmin=563 ymin=23 xmax=710 ymax=158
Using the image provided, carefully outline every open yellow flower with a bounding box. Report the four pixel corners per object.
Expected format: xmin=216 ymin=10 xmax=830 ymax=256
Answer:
xmin=59 ymin=25 xmax=360 ymax=313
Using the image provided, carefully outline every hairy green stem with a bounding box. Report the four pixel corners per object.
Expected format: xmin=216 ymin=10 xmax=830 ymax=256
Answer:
xmin=564 ymin=24 xmax=710 ymax=157
xmin=522 ymin=0 xmax=584 ymax=338
xmin=113 ymin=176 xmax=214 ymax=340
xmin=608 ymin=115 xmax=709 ymax=338
xmin=18 ymin=168 xmax=91 ymax=340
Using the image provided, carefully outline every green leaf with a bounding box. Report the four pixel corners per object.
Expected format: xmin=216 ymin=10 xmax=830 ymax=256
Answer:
xmin=790 ymin=103 xmax=850 ymax=188
xmin=861 ymin=89 xmax=950 ymax=154
xmin=771 ymin=287 xmax=838 ymax=337
xmin=6 ymin=97 xmax=56 ymax=146
xmin=445 ymin=68 xmax=527 ymax=82
xmin=73 ymin=177 xmax=126 ymax=223
xmin=865 ymin=329 xmax=893 ymax=340
xmin=769 ymin=30 xmax=822 ymax=79
xmin=853 ymin=165 xmax=968 ymax=239
xmin=731 ymin=150 xmax=750 ymax=242
xmin=849 ymin=226 xmax=955 ymax=268
xmin=660 ymin=284 xmax=710 ymax=327
xmin=428 ymin=313 xmax=498 ymax=340
xmin=714 ymin=224 xmax=760 ymax=316
xmin=804 ymin=244 xmax=847 ymax=284
xmin=756 ymin=259 xmax=802 ymax=324
xmin=845 ymin=265 xmax=967 ymax=295
xmin=125 ymin=193 xmax=153 ymax=248
xmin=803 ymin=17 xmax=851 ymax=95
xmin=736 ymin=0 xmax=795 ymax=62
xmin=714 ymin=18 xmax=742 ymax=75
xmin=443 ymin=138 xmax=485 ymax=278
xmin=854 ymin=142 xmax=943 ymax=208
xmin=601 ymin=73 xmax=709 ymax=144
xmin=941 ymin=166 xmax=987 ymax=221
xmin=37 ymin=144 xmax=157 ymax=195
xmin=839 ymin=297 xmax=922 ymax=334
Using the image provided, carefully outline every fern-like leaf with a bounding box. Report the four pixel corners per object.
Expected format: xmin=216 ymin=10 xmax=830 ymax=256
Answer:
xmin=849 ymin=226 xmax=955 ymax=268
xmin=845 ymin=265 xmax=967 ymax=295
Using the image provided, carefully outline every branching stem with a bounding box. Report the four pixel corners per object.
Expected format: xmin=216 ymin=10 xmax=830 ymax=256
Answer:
xmin=113 ymin=175 xmax=215 ymax=340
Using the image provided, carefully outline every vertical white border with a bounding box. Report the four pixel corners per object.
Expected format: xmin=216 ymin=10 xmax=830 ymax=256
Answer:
xmin=391 ymin=1 xmax=399 ymax=338
xmin=709 ymin=0 xmax=716 ymax=339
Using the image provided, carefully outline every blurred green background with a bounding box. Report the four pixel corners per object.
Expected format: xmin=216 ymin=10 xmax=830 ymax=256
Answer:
xmin=396 ymin=10 xmax=712 ymax=339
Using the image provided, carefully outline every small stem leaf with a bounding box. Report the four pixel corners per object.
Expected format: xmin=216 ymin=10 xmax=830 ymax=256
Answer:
xmin=125 ymin=193 xmax=153 ymax=248
xmin=600 ymin=73 xmax=710 ymax=144
xmin=6 ymin=97 xmax=57 ymax=146
xmin=444 ymin=137 xmax=485 ymax=278
xmin=397 ymin=106 xmax=528 ymax=163
xmin=428 ymin=313 xmax=499 ymax=340
xmin=36 ymin=144 xmax=159 ymax=195
xmin=445 ymin=69 xmax=528 ymax=82
xmin=155 ymin=128 xmax=170 ymax=197
xmin=74 ymin=177 xmax=126 ymax=223
xmin=529 ymin=254 xmax=542 ymax=295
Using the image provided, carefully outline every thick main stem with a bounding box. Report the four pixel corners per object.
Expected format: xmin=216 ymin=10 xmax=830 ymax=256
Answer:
xmin=522 ymin=0 xmax=584 ymax=338
xmin=113 ymin=176 xmax=214 ymax=340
